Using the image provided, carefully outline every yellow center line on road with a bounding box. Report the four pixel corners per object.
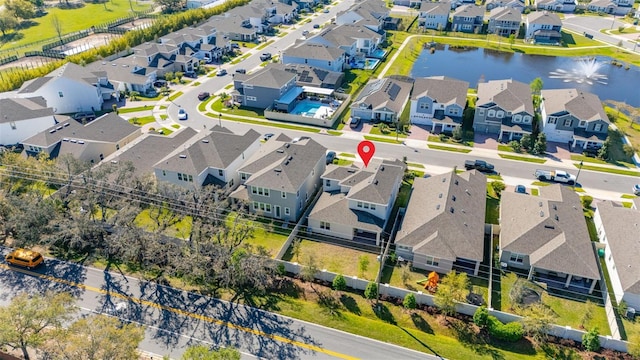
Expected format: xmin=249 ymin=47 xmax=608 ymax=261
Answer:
xmin=1 ymin=264 xmax=359 ymax=360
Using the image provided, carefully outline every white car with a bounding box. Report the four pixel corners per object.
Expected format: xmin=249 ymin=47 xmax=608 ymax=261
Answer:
xmin=633 ymin=184 xmax=640 ymax=196
xmin=178 ymin=108 xmax=188 ymax=120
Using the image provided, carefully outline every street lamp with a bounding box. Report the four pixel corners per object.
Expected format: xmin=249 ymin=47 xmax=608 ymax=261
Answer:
xmin=218 ymin=113 xmax=222 ymax=127
xmin=574 ymin=160 xmax=584 ymax=190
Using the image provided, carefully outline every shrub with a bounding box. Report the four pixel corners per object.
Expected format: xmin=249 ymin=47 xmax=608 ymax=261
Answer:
xmin=487 ymin=315 xmax=524 ymax=342
xmin=491 ymin=181 xmax=506 ymax=197
xmin=581 ymin=195 xmax=593 ymax=210
xmin=508 ymin=140 xmax=522 ymax=152
xmin=582 ymin=327 xmax=600 ymax=352
xmin=473 ymin=306 xmax=490 ymax=328
xmin=403 ymin=293 xmax=417 ymax=310
xmin=332 ymin=274 xmax=347 ymax=291
xmin=364 ymin=282 xmax=378 ymax=301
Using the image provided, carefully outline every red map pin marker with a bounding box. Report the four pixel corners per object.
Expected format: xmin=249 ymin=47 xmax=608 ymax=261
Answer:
xmin=357 ymin=140 xmax=375 ymax=168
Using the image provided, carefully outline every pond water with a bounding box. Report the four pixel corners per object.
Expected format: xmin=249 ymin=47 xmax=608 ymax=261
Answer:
xmin=410 ymin=45 xmax=640 ymax=107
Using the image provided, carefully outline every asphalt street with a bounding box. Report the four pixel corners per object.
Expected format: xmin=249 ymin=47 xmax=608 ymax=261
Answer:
xmin=562 ymin=15 xmax=640 ymax=53
xmin=0 ymin=248 xmax=441 ymax=360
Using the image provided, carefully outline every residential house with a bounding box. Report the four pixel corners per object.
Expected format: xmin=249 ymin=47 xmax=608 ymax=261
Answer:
xmin=485 ymin=0 xmax=525 ymax=12
xmin=281 ymin=43 xmax=346 ymax=72
xmin=335 ymin=0 xmax=390 ymax=32
xmin=262 ymin=0 xmax=299 ymax=24
xmin=186 ymin=0 xmax=217 ymax=8
xmin=228 ymin=4 xmax=270 ymax=34
xmin=308 ymin=159 xmax=405 ymax=246
xmin=0 ymin=97 xmax=57 ymax=146
xmin=395 ymin=170 xmax=487 ymax=275
xmin=450 ymin=5 xmax=485 ymax=33
xmin=535 ymin=0 xmax=576 ymax=12
xmin=499 ymin=184 xmax=601 ymax=294
xmin=231 ymin=135 xmax=327 ymax=222
xmin=587 ymin=0 xmax=634 ymax=15
xmin=525 ymin=11 xmax=563 ymax=44
xmin=473 ymin=79 xmax=534 ymax=142
xmin=232 ymin=67 xmax=299 ymax=111
xmin=350 ymin=76 xmax=413 ymax=123
xmin=392 ymin=0 xmax=421 ymax=8
xmin=450 ymin=0 xmax=477 ymax=9
xmin=13 ymin=63 xmax=109 ymax=114
xmin=269 ymin=63 xmax=344 ymax=89
xmin=417 ymin=2 xmax=451 ymax=30
xmin=205 ymin=14 xmax=259 ymax=42
xmin=487 ymin=7 xmax=522 ymax=36
xmin=21 ymin=113 xmax=141 ymax=164
xmin=306 ymin=23 xmax=384 ymax=58
xmin=154 ymin=127 xmax=261 ymax=190
xmin=540 ymin=88 xmax=609 ymax=151
xmin=594 ymin=201 xmax=640 ymax=311
xmin=410 ymin=76 xmax=468 ymax=133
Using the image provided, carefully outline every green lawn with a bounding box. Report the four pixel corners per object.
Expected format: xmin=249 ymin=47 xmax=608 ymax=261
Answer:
xmin=326 ymin=130 xmax=342 ymax=136
xmin=427 ymin=135 xmax=474 ymax=147
xmin=363 ymin=135 xmax=403 ymax=144
xmin=339 ymin=152 xmax=356 ymax=158
xmin=333 ymin=158 xmax=354 ymax=166
xmin=498 ymin=144 xmax=514 ymax=152
xmin=621 ymin=194 xmax=638 ymax=199
xmin=211 ymin=99 xmax=264 ymax=117
xmin=427 ymin=144 xmax=472 ymax=153
xmin=168 ymin=91 xmax=183 ymax=101
xmin=486 ymin=184 xmax=500 ymax=224
xmin=406 ymin=162 xmax=425 ymax=169
xmin=574 ymin=164 xmax=640 ymax=177
xmin=134 ymin=208 xmax=193 ymax=239
xmin=498 ymin=154 xmax=547 ymax=164
xmin=158 ymin=127 xmax=173 ymax=136
xmin=171 ymin=124 xmax=180 ymax=129
xmin=128 ymin=116 xmax=156 ymax=126
xmin=369 ymin=126 xmax=407 ymax=138
xmin=570 ymin=154 xmax=635 ymax=168
xmin=531 ymin=188 xmax=539 ymax=196
xmin=118 ymin=105 xmax=155 ymax=114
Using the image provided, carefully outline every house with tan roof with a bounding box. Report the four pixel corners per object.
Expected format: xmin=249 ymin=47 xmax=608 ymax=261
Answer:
xmin=525 ymin=11 xmax=562 ymax=44
xmin=281 ymin=43 xmax=346 ymax=72
xmin=594 ymin=201 xmax=640 ymax=310
xmin=0 ymin=97 xmax=57 ymax=146
xmin=535 ymin=0 xmax=576 ymax=12
xmin=540 ymin=88 xmax=609 ymax=151
xmin=499 ymin=184 xmax=601 ymax=294
xmin=351 ymin=76 xmax=413 ymax=123
xmin=395 ymin=170 xmax=487 ymax=275
xmin=335 ymin=0 xmax=390 ymax=32
xmin=417 ymin=2 xmax=450 ymax=30
xmin=410 ymin=76 xmax=468 ymax=133
xmin=308 ymin=159 xmax=405 ymax=246
xmin=153 ymin=127 xmax=261 ymax=190
xmin=473 ymin=79 xmax=534 ymax=142
xmin=486 ymin=7 xmax=522 ymax=37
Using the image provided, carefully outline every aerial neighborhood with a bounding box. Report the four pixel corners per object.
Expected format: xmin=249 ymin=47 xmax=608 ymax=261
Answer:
xmin=0 ymin=0 xmax=640 ymax=357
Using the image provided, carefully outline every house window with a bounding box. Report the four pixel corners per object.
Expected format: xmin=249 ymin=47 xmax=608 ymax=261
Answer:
xmin=425 ymin=256 xmax=439 ymax=267
xmin=509 ymin=253 xmax=525 ymax=263
xmin=513 ymin=115 xmax=522 ymax=123
xmin=487 ymin=109 xmax=496 ymax=117
xmin=364 ymin=203 xmax=369 ymax=209
xmin=244 ymin=84 xmax=253 ymax=89
xmin=478 ymin=109 xmax=485 ymax=116
xmin=188 ymin=175 xmax=193 ymax=182
xmin=579 ymin=120 xmax=586 ymax=127
xmin=241 ymin=173 xmax=247 ymax=181
xmin=246 ymin=96 xmax=257 ymax=101
xmin=284 ymin=207 xmax=290 ymax=215
xmin=178 ymin=173 xmax=183 ymax=181
xmin=162 ymin=170 xmax=166 ymax=176
xmin=357 ymin=202 xmax=363 ymax=208
xmin=320 ymin=221 xmax=330 ymax=230
xmin=370 ymin=204 xmax=376 ymax=210
xmin=548 ymin=117 xmax=556 ymax=124
xmin=281 ymin=192 xmax=286 ymax=199
xmin=325 ymin=179 xmax=331 ymax=186
xmin=251 ymin=186 xmax=257 ymax=194
xmin=563 ymin=119 xmax=572 ymax=127
xmin=328 ymin=61 xmax=332 ymax=66
xmin=116 ymin=144 xmax=120 ymax=150
xmin=253 ymin=201 xmax=259 ymax=210
xmin=523 ymin=116 xmax=531 ymax=124
xmin=58 ymin=91 xmax=64 ymax=98
xmin=218 ymin=169 xmax=224 ymax=176
xmin=419 ymin=103 xmax=429 ymax=110
xmin=496 ymin=111 xmax=504 ymax=118
xmin=594 ymin=123 xmax=603 ymax=132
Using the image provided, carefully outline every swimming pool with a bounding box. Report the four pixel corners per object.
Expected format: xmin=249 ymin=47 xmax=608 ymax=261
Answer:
xmin=371 ymin=49 xmax=386 ymax=59
xmin=352 ymin=58 xmax=380 ymax=70
xmin=291 ymin=100 xmax=335 ymax=118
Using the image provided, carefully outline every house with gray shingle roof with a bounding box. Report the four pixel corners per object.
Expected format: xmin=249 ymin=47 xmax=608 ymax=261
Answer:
xmin=396 ymin=170 xmax=487 ymax=275
xmin=486 ymin=0 xmax=525 ymax=12
xmin=535 ymin=0 xmax=576 ymax=12
xmin=204 ymin=14 xmax=259 ymax=42
xmin=306 ymin=23 xmax=384 ymax=58
xmin=351 ymin=76 xmax=413 ymax=123
xmin=540 ymin=88 xmax=609 ymax=151
xmin=308 ymin=159 xmax=405 ymax=246
xmin=14 ymin=63 xmax=109 ymax=115
xmin=450 ymin=4 xmax=485 ymax=33
xmin=230 ymin=135 xmax=327 ymax=222
xmin=153 ymin=127 xmax=261 ymax=190
xmin=335 ymin=0 xmax=390 ymax=32
xmin=232 ymin=67 xmax=299 ymax=111
xmin=525 ymin=11 xmax=562 ymax=44
xmin=499 ymin=184 xmax=601 ymax=294
xmin=228 ymin=4 xmax=270 ymax=33
xmin=487 ymin=7 xmax=522 ymax=37
xmin=269 ymin=63 xmax=344 ymax=89
xmin=21 ymin=113 xmax=141 ymax=164
xmin=595 ymin=201 xmax=640 ymax=310
xmin=417 ymin=2 xmax=450 ymax=30
xmin=281 ymin=43 xmax=346 ymax=72
xmin=0 ymin=97 xmax=57 ymax=146
xmin=410 ymin=76 xmax=469 ymax=133
xmin=473 ymin=79 xmax=534 ymax=142
xmin=261 ymin=0 xmax=298 ymax=24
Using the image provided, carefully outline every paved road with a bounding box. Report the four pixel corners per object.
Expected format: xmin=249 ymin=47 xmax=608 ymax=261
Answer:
xmin=0 ymin=249 xmax=440 ymax=360
xmin=562 ymin=15 xmax=640 ymax=53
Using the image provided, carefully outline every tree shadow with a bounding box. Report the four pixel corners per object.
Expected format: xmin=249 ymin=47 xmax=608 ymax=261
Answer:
xmin=396 ymin=326 xmax=444 ymax=359
xmin=410 ymin=313 xmax=433 ymax=334
xmin=339 ymin=294 xmax=361 ymax=315
xmin=372 ymin=303 xmax=396 ymax=325
xmin=0 ymin=32 xmax=25 ymax=45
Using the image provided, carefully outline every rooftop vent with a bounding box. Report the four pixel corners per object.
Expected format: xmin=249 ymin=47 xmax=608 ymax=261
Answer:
xmin=450 ymin=207 xmax=454 ymax=213
xmin=442 ymin=177 xmax=446 ymax=182
xmin=544 ymin=224 xmax=555 ymax=229
xmin=277 ymin=149 xmax=285 ymax=153
xmin=454 ymin=180 xmax=459 ymax=185
xmin=373 ymin=179 xmax=378 ymax=185
xmin=63 ymin=123 xmax=70 ymax=127
xmin=539 ymin=201 xmax=543 ymax=207
xmin=380 ymin=166 xmax=384 ymax=171
xmin=284 ymin=160 xmax=290 ymax=165
xmin=439 ymin=193 xmax=443 ymax=198
xmin=436 ymin=204 xmax=441 ymax=210
xmin=540 ymin=211 xmax=544 ymax=217
xmin=111 ymin=160 xmax=118 ymax=164
xmin=285 ymin=143 xmax=290 ymax=148
xmin=179 ymin=154 xmax=187 ymax=158
xmin=78 ymin=141 xmax=85 ymax=144
xmin=466 ymin=189 xmax=470 ymax=195
xmin=62 ymin=138 xmax=69 ymax=142
xmin=552 ymin=204 xmax=557 ymax=210
xmin=70 ymin=139 xmax=77 ymax=143
xmin=49 ymin=129 xmax=56 ymax=133
xmin=288 ymin=156 xmax=293 ymax=161
xmin=56 ymin=126 xmax=63 ymax=130
xmin=555 ymin=215 xmax=559 ymax=221
xmin=274 ymin=168 xmax=282 ymax=172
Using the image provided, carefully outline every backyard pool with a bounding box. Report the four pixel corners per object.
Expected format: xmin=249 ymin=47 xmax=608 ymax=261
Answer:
xmin=291 ymin=100 xmax=336 ymax=118
xmin=371 ymin=49 xmax=386 ymax=59
xmin=352 ymin=58 xmax=380 ymax=70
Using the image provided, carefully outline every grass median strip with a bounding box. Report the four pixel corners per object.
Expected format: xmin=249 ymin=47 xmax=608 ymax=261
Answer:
xmin=118 ymin=105 xmax=155 ymax=114
xmin=498 ymin=153 xmax=547 ymax=163
xmin=427 ymin=144 xmax=472 ymax=153
xmin=168 ymin=91 xmax=183 ymax=102
xmin=205 ymin=113 xmax=321 ymax=133
xmin=574 ymin=164 xmax=640 ymax=177
xmin=363 ymin=135 xmax=403 ymax=144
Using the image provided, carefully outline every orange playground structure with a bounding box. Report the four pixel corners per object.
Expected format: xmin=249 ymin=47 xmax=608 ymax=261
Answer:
xmin=416 ymin=271 xmax=439 ymax=293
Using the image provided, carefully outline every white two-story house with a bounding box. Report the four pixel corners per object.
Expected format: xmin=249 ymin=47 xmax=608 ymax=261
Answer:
xmin=410 ymin=76 xmax=469 ymax=133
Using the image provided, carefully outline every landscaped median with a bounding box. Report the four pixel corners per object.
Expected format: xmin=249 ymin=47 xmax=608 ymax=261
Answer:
xmin=427 ymin=143 xmax=472 ymax=153
xmin=204 ymin=112 xmax=321 ymax=133
xmin=573 ymin=163 xmax=640 ymax=177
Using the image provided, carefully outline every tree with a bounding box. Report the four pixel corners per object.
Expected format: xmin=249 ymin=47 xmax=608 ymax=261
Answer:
xmin=434 ymin=271 xmax=469 ymax=318
xmin=332 ymin=274 xmax=347 ymax=291
xmin=532 ymin=133 xmax=547 ymax=155
xmin=520 ymin=133 xmax=533 ymax=151
xmin=5 ymin=0 xmax=36 ymax=20
xmin=0 ymin=10 xmax=19 ymax=36
xmin=0 ymin=292 xmax=75 ymax=360
xmin=300 ymin=254 xmax=318 ymax=283
xmin=490 ymin=181 xmax=506 ymax=198
xmin=403 ymin=293 xmax=417 ymax=310
xmin=291 ymin=238 xmax=302 ymax=262
xmin=582 ymin=327 xmax=600 ymax=352
xmin=175 ymin=71 xmax=184 ymax=83
xmin=364 ymin=281 xmax=377 ymax=301
xmin=530 ymin=77 xmax=543 ymax=95
xmin=358 ymin=255 xmax=369 ymax=278
xmin=181 ymin=345 xmax=241 ymax=360
xmin=51 ymin=14 xmax=64 ymax=44
xmin=521 ymin=303 xmax=556 ymax=347
xmin=508 ymin=34 xmax=516 ymax=48
xmin=164 ymin=72 xmax=175 ymax=83
xmin=598 ymin=137 xmax=611 ymax=160
xmin=473 ymin=306 xmax=489 ymax=328
xmin=44 ymin=314 xmax=144 ymax=360
xmin=508 ymin=140 xmax=522 ymax=153
xmin=155 ymin=0 xmax=184 ymax=12
xmin=400 ymin=262 xmax=411 ymax=285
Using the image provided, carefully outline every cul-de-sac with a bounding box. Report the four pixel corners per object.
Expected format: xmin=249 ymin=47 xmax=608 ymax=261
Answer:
xmin=0 ymin=0 xmax=639 ymax=358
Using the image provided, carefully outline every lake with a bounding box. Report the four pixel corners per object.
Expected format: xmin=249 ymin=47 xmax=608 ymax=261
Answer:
xmin=410 ymin=45 xmax=640 ymax=107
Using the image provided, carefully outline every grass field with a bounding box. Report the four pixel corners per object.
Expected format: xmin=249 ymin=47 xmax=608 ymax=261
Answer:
xmin=363 ymin=135 xmax=403 ymax=144
xmin=498 ymin=154 xmax=547 ymax=164
xmin=128 ymin=115 xmax=156 ymax=126
xmin=427 ymin=144 xmax=472 ymax=153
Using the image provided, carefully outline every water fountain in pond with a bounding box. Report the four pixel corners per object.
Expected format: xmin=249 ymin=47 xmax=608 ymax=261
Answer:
xmin=548 ymin=57 xmax=608 ymax=85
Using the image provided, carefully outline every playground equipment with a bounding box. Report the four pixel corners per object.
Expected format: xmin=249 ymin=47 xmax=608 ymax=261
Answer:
xmin=416 ymin=271 xmax=439 ymax=293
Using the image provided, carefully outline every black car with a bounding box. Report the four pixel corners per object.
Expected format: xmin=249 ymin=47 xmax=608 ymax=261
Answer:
xmin=260 ymin=53 xmax=272 ymax=61
xmin=235 ymin=69 xmax=247 ymax=74
xmin=217 ymin=69 xmax=227 ymax=76
xmin=197 ymin=92 xmax=210 ymax=101
xmin=263 ymin=133 xmax=275 ymax=141
xmin=326 ymin=151 xmax=336 ymax=164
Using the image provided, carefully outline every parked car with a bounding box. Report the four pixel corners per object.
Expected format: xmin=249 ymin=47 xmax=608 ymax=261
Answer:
xmin=178 ymin=108 xmax=188 ymax=120
xmin=349 ymin=117 xmax=361 ymax=129
xmin=260 ymin=53 xmax=272 ymax=61
xmin=633 ymin=184 xmax=640 ymax=196
xmin=217 ymin=69 xmax=227 ymax=76
xmin=326 ymin=151 xmax=336 ymax=164
xmin=263 ymin=133 xmax=274 ymax=141
xmin=197 ymin=92 xmax=210 ymax=101
xmin=184 ymin=71 xmax=196 ymax=78
xmin=313 ymin=24 xmax=320 ymax=29
xmin=323 ymin=8 xmax=329 ymax=13
xmin=73 ymin=112 xmax=96 ymax=121
xmin=231 ymin=43 xmax=240 ymax=49
xmin=235 ymin=68 xmax=247 ymax=74
xmin=5 ymin=248 xmax=44 ymax=269
xmin=302 ymin=30 xmax=309 ymax=36
xmin=464 ymin=159 xmax=495 ymax=173
xmin=534 ymin=169 xmax=576 ymax=185
xmin=514 ymin=185 xmax=527 ymax=194
xmin=153 ymin=80 xmax=167 ymax=88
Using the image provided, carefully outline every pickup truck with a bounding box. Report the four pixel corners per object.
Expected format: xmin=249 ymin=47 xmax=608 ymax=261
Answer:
xmin=534 ymin=169 xmax=576 ymax=185
xmin=464 ymin=159 xmax=495 ymax=173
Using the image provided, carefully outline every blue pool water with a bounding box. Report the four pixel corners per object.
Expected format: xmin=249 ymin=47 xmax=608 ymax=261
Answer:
xmin=292 ymin=101 xmax=321 ymax=115
xmin=371 ymin=49 xmax=386 ymax=59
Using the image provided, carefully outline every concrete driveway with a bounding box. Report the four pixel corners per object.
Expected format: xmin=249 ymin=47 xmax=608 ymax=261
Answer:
xmin=474 ymin=134 xmax=498 ymax=150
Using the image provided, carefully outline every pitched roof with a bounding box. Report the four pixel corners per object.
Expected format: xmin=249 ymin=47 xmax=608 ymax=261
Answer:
xmin=345 ymin=159 xmax=405 ymax=204
xmin=526 ymin=11 xmax=562 ymax=25
xmin=314 ymin=23 xmax=382 ymax=48
xmin=0 ymin=97 xmax=53 ymax=122
xmin=352 ymin=77 xmax=413 ymax=114
xmin=396 ymin=171 xmax=486 ymax=262
xmin=477 ymin=79 xmax=534 ymax=115
xmin=419 ymin=1 xmax=451 ymax=14
xmin=309 ymin=191 xmax=385 ymax=233
xmin=268 ymin=63 xmax=343 ymax=88
xmin=488 ymin=6 xmax=522 ymax=21
xmin=239 ymin=136 xmax=326 ymax=192
xmin=411 ymin=76 xmax=469 ymax=107
xmin=242 ymin=68 xmax=296 ymax=89
xmin=154 ymin=128 xmax=260 ymax=175
xmin=541 ymin=88 xmax=608 ymax=122
xmin=18 ymin=63 xmax=99 ymax=94
xmin=283 ymin=43 xmax=345 ymax=61
xmin=500 ymin=184 xmax=600 ymax=280
xmin=596 ymin=201 xmax=640 ymax=293
xmin=453 ymin=4 xmax=486 ymax=17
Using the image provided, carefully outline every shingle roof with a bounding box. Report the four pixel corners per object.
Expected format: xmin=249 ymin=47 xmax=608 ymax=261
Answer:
xmin=0 ymin=97 xmax=53 ymax=123
xmin=309 ymin=191 xmax=385 ymax=233
xmin=283 ymin=43 xmax=345 ymax=61
xmin=154 ymin=128 xmax=260 ymax=175
xmin=18 ymin=63 xmax=99 ymax=94
xmin=488 ymin=6 xmax=522 ymax=21
xmin=453 ymin=4 xmax=486 ymax=17
xmin=500 ymin=184 xmax=600 ymax=280
xmin=419 ymin=1 xmax=451 ymax=14
xmin=268 ymin=63 xmax=343 ymax=88
xmin=239 ymin=136 xmax=326 ymax=192
xmin=526 ymin=11 xmax=562 ymax=25
xmin=346 ymin=159 xmax=405 ymax=205
xmin=541 ymin=88 xmax=608 ymax=122
xmin=352 ymin=77 xmax=413 ymax=114
xmin=596 ymin=201 xmax=640 ymax=293
xmin=243 ymin=68 xmax=296 ymax=89
xmin=396 ymin=171 xmax=487 ymax=262
xmin=477 ymin=79 xmax=534 ymax=115
xmin=411 ymin=76 xmax=469 ymax=107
